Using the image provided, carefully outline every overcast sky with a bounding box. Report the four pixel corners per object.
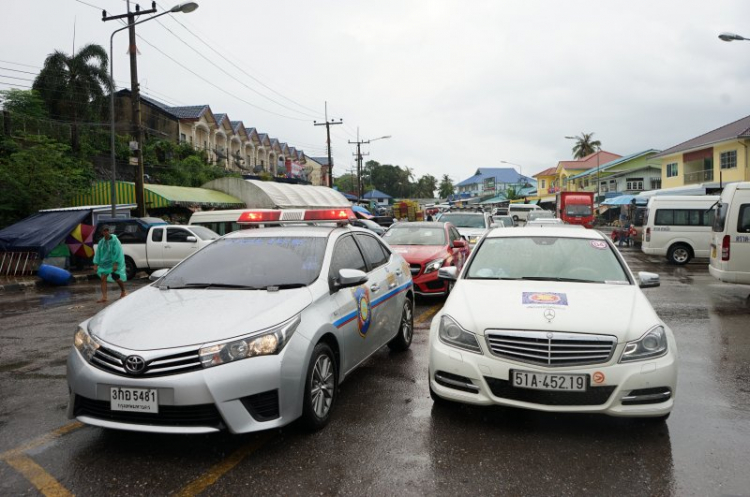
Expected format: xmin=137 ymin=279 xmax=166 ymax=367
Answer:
xmin=5 ymin=0 xmax=750 ymax=183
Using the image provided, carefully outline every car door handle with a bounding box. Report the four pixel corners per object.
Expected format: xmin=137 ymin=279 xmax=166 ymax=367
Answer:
xmin=389 ymin=281 xmax=397 ymax=289
xmin=164 ymin=245 xmax=171 ymax=249
xmin=395 ymin=269 xmax=402 ymax=276
xmin=370 ymin=284 xmax=381 ymax=292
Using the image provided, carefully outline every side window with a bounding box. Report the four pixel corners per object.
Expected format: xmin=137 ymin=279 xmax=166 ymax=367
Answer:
xmin=329 ymin=236 xmax=367 ymax=279
xmin=448 ymin=227 xmax=459 ymax=243
xmin=167 ymin=228 xmax=190 ymax=243
xmin=655 ymin=209 xmax=673 ymax=226
xmin=738 ymin=204 xmax=750 ymax=233
xmin=356 ymin=234 xmax=390 ymax=270
xmin=151 ymin=228 xmax=164 ymax=242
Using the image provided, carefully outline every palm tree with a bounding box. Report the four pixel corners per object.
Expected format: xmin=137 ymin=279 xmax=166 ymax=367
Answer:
xmin=570 ymin=132 xmax=602 ymax=159
xmin=33 ymin=43 xmax=112 ymax=151
xmin=438 ymin=174 xmax=454 ymax=198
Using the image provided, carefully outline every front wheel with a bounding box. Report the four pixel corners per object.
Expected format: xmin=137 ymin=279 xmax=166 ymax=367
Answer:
xmin=388 ymin=299 xmax=413 ymax=351
xmin=668 ymin=244 xmax=691 ymax=265
xmin=301 ymin=342 xmax=337 ymax=431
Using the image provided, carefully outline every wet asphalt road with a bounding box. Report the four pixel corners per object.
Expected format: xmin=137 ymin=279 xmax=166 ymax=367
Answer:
xmin=1 ymin=249 xmax=750 ymax=496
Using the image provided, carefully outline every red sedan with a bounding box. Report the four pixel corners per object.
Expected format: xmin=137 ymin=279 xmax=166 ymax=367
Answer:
xmin=383 ymin=221 xmax=470 ymax=297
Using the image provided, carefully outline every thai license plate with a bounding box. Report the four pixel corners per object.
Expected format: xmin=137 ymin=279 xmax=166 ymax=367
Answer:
xmin=512 ymin=370 xmax=587 ymax=392
xmin=110 ymin=387 xmax=158 ymax=413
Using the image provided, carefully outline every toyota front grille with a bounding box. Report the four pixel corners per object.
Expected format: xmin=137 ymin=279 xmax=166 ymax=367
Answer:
xmin=90 ymin=345 xmax=203 ymax=377
xmin=485 ymin=330 xmax=617 ymax=367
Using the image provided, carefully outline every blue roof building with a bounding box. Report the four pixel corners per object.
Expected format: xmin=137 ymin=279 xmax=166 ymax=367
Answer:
xmin=455 ymin=168 xmax=537 ymax=198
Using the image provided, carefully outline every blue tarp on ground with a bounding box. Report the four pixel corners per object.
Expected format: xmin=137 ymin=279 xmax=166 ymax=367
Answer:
xmin=0 ymin=210 xmax=90 ymax=257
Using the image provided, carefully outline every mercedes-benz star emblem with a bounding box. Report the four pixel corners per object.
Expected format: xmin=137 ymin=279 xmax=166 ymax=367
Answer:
xmin=124 ymin=355 xmax=146 ymax=374
xmin=544 ymin=309 xmax=556 ymax=322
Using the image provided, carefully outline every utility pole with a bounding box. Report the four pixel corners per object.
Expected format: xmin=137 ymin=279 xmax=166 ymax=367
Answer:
xmin=313 ymin=101 xmax=342 ymax=188
xmin=349 ymin=128 xmax=370 ymax=200
xmin=103 ymin=1 xmax=157 ymax=217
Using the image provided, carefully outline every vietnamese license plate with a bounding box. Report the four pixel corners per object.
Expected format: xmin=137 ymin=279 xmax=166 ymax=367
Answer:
xmin=512 ymin=370 xmax=587 ymax=392
xmin=110 ymin=387 xmax=158 ymax=413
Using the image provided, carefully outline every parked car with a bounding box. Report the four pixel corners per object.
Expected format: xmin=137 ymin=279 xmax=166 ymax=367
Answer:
xmin=491 ymin=215 xmax=515 ymax=227
xmin=68 ymin=213 xmax=415 ymax=434
xmin=641 ymin=195 xmax=719 ymax=265
xmin=94 ymin=222 xmax=219 ymax=279
xmin=383 ymin=221 xmax=470 ymax=296
xmin=434 ymin=212 xmax=492 ymax=247
xmin=492 ymin=207 xmax=509 ymax=216
xmin=526 ymin=210 xmax=557 ymax=222
xmin=709 ymin=182 xmax=750 ymax=284
xmin=508 ymin=204 xmax=543 ymax=222
xmin=429 ymin=226 xmax=676 ymax=421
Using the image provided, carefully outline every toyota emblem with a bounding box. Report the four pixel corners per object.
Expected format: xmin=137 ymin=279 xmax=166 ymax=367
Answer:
xmin=543 ymin=309 xmax=556 ymax=322
xmin=124 ymin=355 xmax=146 ymax=374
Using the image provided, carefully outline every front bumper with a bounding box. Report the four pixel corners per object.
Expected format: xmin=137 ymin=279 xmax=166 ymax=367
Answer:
xmin=66 ymin=332 xmax=312 ymax=434
xmin=413 ymin=269 xmax=449 ymax=296
xmin=428 ymin=328 xmax=677 ymax=418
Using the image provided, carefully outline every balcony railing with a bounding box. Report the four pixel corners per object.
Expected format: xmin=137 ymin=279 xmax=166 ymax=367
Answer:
xmin=684 ymin=169 xmax=714 ymax=185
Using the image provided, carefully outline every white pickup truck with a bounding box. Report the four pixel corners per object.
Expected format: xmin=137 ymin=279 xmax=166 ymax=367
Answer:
xmin=94 ymin=220 xmax=219 ymax=279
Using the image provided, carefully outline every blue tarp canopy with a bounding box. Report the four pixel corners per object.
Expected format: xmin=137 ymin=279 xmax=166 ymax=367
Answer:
xmin=341 ymin=192 xmax=358 ymax=201
xmin=362 ymin=189 xmax=393 ymax=200
xmin=352 ymin=205 xmax=372 ymax=215
xmin=0 ymin=210 xmax=90 ymax=257
xmin=601 ymin=194 xmax=649 ymax=206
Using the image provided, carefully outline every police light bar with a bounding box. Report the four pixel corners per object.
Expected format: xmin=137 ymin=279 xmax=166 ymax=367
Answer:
xmin=237 ymin=210 xmax=282 ymax=223
xmin=303 ymin=208 xmax=355 ymax=221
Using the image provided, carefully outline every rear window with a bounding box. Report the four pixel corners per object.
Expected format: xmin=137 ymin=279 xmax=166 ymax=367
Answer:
xmin=439 ymin=214 xmax=488 ymax=228
xmin=713 ymin=203 xmax=728 ymax=232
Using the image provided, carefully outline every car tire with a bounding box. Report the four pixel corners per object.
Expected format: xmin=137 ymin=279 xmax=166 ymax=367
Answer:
xmin=124 ymin=257 xmax=137 ymax=280
xmin=512 ymin=215 xmax=519 ymax=222
xmin=667 ymin=244 xmax=691 ymax=265
xmin=301 ymin=342 xmax=337 ymax=431
xmin=388 ymin=298 xmax=414 ymax=351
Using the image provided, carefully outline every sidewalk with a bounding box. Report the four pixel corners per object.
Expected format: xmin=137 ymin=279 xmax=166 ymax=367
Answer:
xmin=0 ymin=270 xmax=100 ymax=293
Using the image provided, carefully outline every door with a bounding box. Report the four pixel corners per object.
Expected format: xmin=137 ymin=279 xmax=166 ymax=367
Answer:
xmin=328 ymin=235 xmax=372 ymax=373
xmin=148 ymin=228 xmax=165 ymax=266
xmin=164 ymin=228 xmax=199 ymax=266
xmin=354 ymin=233 xmax=403 ymax=348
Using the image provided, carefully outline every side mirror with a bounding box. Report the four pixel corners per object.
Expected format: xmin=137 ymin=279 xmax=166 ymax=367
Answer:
xmin=186 ymin=236 xmax=198 ymax=243
xmin=638 ymin=271 xmax=660 ymax=288
xmin=438 ymin=266 xmax=458 ymax=281
xmin=452 ymin=239 xmax=467 ymax=249
xmin=149 ymin=268 xmax=169 ymax=281
xmin=334 ymin=268 xmax=368 ymax=290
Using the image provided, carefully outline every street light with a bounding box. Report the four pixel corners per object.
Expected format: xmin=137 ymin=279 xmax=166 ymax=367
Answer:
xmin=719 ymin=32 xmax=749 ymax=42
xmin=500 ymin=160 xmax=524 ymax=180
xmin=109 ymin=2 xmax=199 ymax=217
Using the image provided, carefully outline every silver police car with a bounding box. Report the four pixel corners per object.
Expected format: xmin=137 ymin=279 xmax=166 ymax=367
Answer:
xmin=67 ymin=209 xmax=414 ymax=434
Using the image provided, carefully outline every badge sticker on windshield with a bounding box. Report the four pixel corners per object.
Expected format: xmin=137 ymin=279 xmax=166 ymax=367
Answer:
xmin=590 ymin=240 xmax=608 ymax=250
xmin=523 ymin=292 xmax=568 ymax=306
xmin=354 ymin=287 xmax=372 ymax=338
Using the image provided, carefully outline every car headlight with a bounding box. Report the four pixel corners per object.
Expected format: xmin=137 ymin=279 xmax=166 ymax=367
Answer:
xmin=619 ymin=325 xmax=668 ymax=363
xmin=423 ymin=258 xmax=444 ymax=274
xmin=438 ymin=315 xmax=482 ymax=354
xmin=199 ymin=315 xmax=301 ymax=368
xmin=74 ymin=326 xmax=100 ymax=362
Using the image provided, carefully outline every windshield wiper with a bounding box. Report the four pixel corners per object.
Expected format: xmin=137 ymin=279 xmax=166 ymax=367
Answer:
xmin=518 ymin=276 xmax=603 ymax=283
xmin=266 ymin=283 xmax=307 ymax=291
xmin=166 ymin=282 xmax=262 ymax=290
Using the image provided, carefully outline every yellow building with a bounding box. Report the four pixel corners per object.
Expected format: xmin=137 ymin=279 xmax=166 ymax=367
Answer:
xmin=654 ymin=115 xmax=750 ymax=188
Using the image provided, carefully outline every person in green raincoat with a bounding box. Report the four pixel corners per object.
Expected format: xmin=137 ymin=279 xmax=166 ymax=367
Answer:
xmin=93 ymin=226 xmax=128 ymax=302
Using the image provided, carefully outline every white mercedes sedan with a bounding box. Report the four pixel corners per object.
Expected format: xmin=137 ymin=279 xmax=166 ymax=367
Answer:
xmin=428 ymin=226 xmax=677 ymax=420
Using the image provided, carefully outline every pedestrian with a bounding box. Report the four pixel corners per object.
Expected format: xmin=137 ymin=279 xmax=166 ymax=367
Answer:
xmin=426 ymin=213 xmax=434 ymax=221
xmin=93 ymin=226 xmax=128 ymax=303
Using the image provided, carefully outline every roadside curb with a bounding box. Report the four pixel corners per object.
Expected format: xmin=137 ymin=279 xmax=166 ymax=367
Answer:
xmin=0 ymin=273 xmax=100 ymax=294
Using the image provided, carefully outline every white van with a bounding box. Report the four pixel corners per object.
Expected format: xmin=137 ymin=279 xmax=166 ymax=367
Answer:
xmin=508 ymin=204 xmax=543 ymax=222
xmin=709 ymin=182 xmax=750 ymax=284
xmin=641 ymin=195 xmax=719 ymax=265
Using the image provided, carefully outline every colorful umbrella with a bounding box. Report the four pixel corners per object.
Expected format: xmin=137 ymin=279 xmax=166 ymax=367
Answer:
xmin=66 ymin=223 xmax=95 ymax=258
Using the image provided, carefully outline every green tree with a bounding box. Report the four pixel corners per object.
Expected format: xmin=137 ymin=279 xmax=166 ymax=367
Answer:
xmin=413 ymin=174 xmax=438 ymax=198
xmin=334 ymin=173 xmax=357 ymax=194
xmin=0 ymin=89 xmax=48 ymax=118
xmin=438 ymin=174 xmax=454 ymax=198
xmin=505 ymin=186 xmax=520 ymax=201
xmin=570 ymin=132 xmax=601 ymax=159
xmin=33 ymin=43 xmax=112 ymax=151
xmin=0 ymin=135 xmax=94 ymax=226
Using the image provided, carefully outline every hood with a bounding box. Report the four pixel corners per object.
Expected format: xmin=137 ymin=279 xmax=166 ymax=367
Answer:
xmin=390 ymin=244 xmax=446 ymax=263
xmin=87 ymin=284 xmax=313 ymax=350
xmin=444 ymin=280 xmax=659 ymax=341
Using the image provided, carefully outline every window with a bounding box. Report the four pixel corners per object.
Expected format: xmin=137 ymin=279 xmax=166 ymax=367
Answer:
xmin=151 ymin=229 xmax=163 ymax=242
xmin=356 ymin=234 xmax=390 ymax=270
xmin=167 ymin=228 xmax=191 ymax=243
xmin=738 ymin=205 xmax=750 ymax=233
xmin=655 ymin=209 xmax=714 ymax=226
xmin=180 ymin=133 xmax=187 ymax=143
xmin=330 ymin=236 xmax=367 ymax=278
xmin=720 ymin=150 xmax=737 ymax=170
xmin=540 ymin=180 xmax=546 ymax=188
xmin=666 ymin=163 xmax=678 ymax=178
xmin=626 ymin=178 xmax=644 ymax=191
xmin=600 ymin=181 xmax=608 ymax=193
xmin=651 ymin=178 xmax=662 ymax=190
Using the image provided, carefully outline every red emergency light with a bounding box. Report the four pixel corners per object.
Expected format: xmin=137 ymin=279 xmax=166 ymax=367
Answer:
xmin=237 ymin=210 xmax=282 ymax=223
xmin=303 ymin=209 xmax=355 ymax=221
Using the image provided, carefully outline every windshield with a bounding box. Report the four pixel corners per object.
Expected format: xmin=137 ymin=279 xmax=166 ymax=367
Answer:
xmin=565 ymin=205 xmax=592 ymax=217
xmin=439 ymin=214 xmax=487 ymax=229
xmin=527 ymin=211 xmax=556 ymax=221
xmin=492 ymin=216 xmax=514 ymax=227
xmin=466 ymin=236 xmax=629 ymax=284
xmin=189 ymin=226 xmax=220 ymax=240
xmin=384 ymin=226 xmax=446 ymax=245
xmin=158 ymin=236 xmax=327 ymax=289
